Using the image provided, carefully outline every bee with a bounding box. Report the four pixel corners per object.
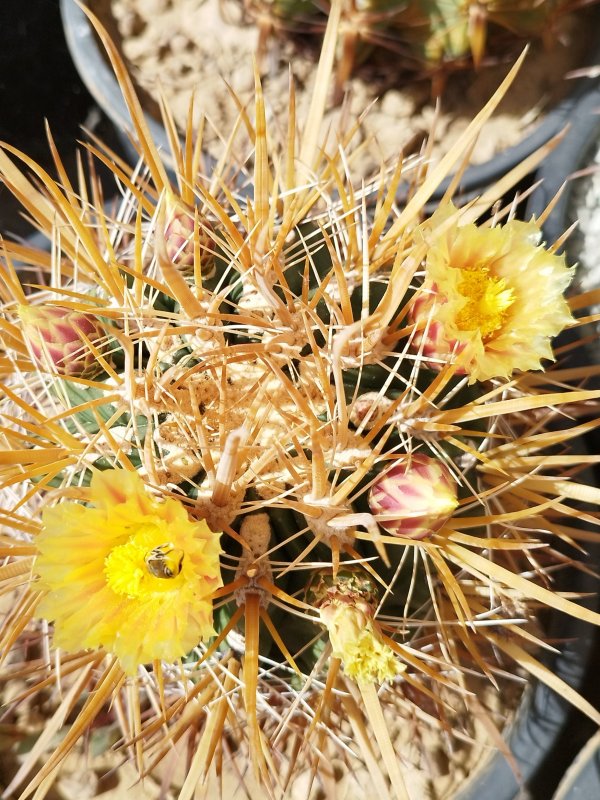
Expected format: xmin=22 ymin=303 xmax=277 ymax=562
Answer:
xmin=145 ymin=543 xmax=184 ymax=579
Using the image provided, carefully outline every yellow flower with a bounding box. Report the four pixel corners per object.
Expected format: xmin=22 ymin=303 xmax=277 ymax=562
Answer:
xmin=319 ymin=599 xmax=401 ymax=684
xmin=35 ymin=470 xmax=222 ymax=674
xmin=409 ymin=205 xmax=575 ymax=382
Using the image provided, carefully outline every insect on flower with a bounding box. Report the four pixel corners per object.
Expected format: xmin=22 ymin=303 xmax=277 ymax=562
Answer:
xmin=144 ymin=543 xmax=185 ymax=579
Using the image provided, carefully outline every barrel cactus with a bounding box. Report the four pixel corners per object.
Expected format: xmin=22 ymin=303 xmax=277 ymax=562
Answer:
xmin=244 ymin=0 xmax=585 ymax=98
xmin=1 ymin=5 xmax=600 ymax=799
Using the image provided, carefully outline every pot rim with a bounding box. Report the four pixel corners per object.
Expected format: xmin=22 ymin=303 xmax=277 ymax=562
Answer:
xmin=552 ymin=726 xmax=600 ymax=800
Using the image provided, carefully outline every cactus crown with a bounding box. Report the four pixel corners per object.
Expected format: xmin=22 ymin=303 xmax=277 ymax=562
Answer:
xmin=0 ymin=3 xmax=599 ymax=798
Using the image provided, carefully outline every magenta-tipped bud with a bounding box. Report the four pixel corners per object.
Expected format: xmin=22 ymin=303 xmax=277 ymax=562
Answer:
xmin=408 ymin=286 xmax=467 ymax=372
xmin=18 ymin=305 xmax=108 ymax=378
xmin=164 ymin=198 xmax=215 ymax=277
xmin=368 ymin=453 xmax=458 ymax=539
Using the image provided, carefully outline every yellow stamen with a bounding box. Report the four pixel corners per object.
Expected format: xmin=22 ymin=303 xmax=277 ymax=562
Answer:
xmin=455 ymin=266 xmax=515 ymax=338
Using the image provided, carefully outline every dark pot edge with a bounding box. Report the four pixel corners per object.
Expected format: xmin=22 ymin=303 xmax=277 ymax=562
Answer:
xmin=456 ymin=557 xmax=600 ymax=800
xmin=519 ymin=76 xmax=600 ymax=800
xmin=552 ymin=727 xmax=600 ymax=799
xmin=526 ymin=80 xmax=600 ymax=247
xmin=60 ymin=0 xmax=171 ymax=166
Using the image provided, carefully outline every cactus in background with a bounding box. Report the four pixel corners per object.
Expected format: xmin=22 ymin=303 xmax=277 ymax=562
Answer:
xmin=394 ymin=0 xmax=574 ymax=66
xmin=1 ymin=4 xmax=600 ymax=798
xmin=244 ymin=0 xmax=583 ymax=98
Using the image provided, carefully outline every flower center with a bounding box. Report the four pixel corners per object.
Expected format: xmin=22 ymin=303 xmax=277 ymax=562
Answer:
xmin=104 ymin=536 xmax=185 ymax=598
xmin=454 ymin=266 xmax=515 ymax=338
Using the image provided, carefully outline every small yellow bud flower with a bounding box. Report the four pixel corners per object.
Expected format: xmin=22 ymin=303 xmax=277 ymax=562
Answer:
xmin=319 ymin=599 xmax=401 ymax=684
xmin=308 ymin=567 xmax=402 ymax=684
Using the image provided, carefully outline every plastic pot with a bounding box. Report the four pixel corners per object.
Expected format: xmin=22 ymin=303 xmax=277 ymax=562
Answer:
xmin=60 ymin=0 xmax=171 ymax=165
xmin=457 ymin=556 xmax=599 ymax=800
xmin=526 ymin=76 xmax=600 ymax=380
xmin=61 ymin=0 xmax=600 ymax=201
xmin=466 ymin=78 xmax=600 ymax=798
xmin=526 ymin=78 xmax=600 ymax=247
xmin=552 ymin=729 xmax=600 ymax=800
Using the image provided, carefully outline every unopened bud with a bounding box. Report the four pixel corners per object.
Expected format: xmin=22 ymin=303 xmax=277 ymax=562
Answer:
xmin=164 ymin=197 xmax=215 ymax=277
xmin=18 ymin=305 xmax=109 ymax=378
xmin=408 ymin=286 xmax=466 ymax=372
xmin=369 ymin=453 xmax=458 ymax=539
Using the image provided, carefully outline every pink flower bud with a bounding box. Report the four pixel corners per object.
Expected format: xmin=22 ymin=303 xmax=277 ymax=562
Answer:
xmin=18 ymin=305 xmax=108 ymax=378
xmin=369 ymin=453 xmax=458 ymax=539
xmin=164 ymin=199 xmax=215 ymax=277
xmin=408 ymin=286 xmax=467 ymax=372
